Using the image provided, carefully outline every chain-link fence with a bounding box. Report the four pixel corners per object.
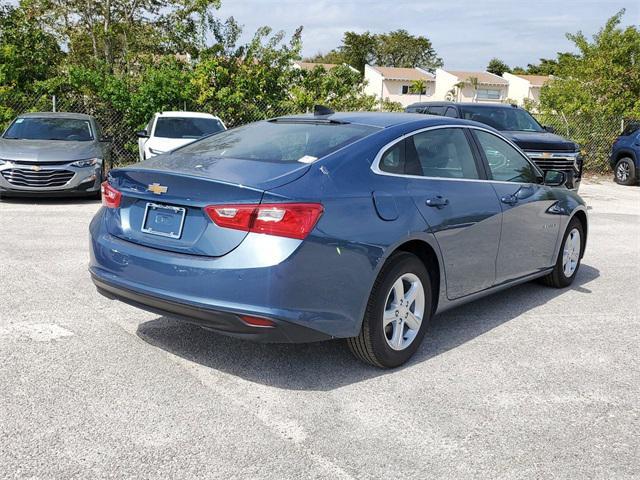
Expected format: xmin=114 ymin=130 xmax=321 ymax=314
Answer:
xmin=0 ymin=94 xmax=630 ymax=173
xmin=533 ymin=113 xmax=628 ymax=174
xmin=0 ymin=94 xmax=308 ymax=168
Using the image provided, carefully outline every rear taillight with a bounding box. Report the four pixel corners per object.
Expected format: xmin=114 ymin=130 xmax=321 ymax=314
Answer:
xmin=204 ymin=203 xmax=323 ymax=240
xmin=101 ymin=181 xmax=121 ymax=208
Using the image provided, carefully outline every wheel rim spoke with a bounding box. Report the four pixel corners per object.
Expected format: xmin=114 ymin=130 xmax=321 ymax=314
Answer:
xmin=391 ymin=320 xmax=405 ymax=349
xmin=405 ymin=311 xmax=421 ymax=331
xmin=392 ymin=280 xmax=404 ymax=307
xmin=404 ymin=283 xmax=418 ymax=307
xmin=382 ymin=273 xmax=426 ymax=351
xmin=383 ymin=309 xmax=397 ymax=327
xmin=562 ymin=228 xmax=581 ymax=277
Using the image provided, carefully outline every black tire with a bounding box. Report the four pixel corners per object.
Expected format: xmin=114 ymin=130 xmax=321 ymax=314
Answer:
xmin=347 ymin=252 xmax=432 ymax=368
xmin=541 ymin=217 xmax=584 ymax=288
xmin=614 ymin=157 xmax=636 ymax=186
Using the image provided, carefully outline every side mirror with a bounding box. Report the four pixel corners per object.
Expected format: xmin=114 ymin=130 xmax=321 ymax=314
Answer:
xmin=100 ymin=136 xmax=112 ymax=143
xmin=543 ymin=125 xmax=556 ymax=134
xmin=136 ymin=130 xmax=149 ymax=138
xmin=544 ymin=169 xmax=566 ymax=187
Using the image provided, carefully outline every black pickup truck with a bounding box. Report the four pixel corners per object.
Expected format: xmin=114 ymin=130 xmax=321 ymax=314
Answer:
xmin=406 ymin=102 xmax=583 ymax=190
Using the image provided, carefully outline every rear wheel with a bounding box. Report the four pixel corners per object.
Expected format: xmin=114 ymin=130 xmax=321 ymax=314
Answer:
xmin=614 ymin=158 xmax=636 ymax=186
xmin=541 ymin=217 xmax=583 ymax=288
xmin=347 ymin=252 xmax=432 ymax=368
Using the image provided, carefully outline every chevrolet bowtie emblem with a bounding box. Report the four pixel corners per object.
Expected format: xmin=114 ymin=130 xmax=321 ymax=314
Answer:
xmin=31 ymin=165 xmax=41 ymax=172
xmin=147 ymin=183 xmax=168 ymax=195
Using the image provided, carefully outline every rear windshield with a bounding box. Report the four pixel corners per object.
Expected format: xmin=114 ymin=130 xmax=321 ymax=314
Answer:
xmin=178 ymin=120 xmax=379 ymax=163
xmin=3 ymin=117 xmax=93 ymax=141
xmin=459 ymin=106 xmax=543 ymax=132
xmin=154 ymin=117 xmax=225 ymax=139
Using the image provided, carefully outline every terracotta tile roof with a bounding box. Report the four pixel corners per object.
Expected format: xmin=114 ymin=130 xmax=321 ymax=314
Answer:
xmin=447 ymin=70 xmax=508 ymax=85
xmin=513 ymin=74 xmax=553 ymax=87
xmin=370 ymin=66 xmax=434 ymax=81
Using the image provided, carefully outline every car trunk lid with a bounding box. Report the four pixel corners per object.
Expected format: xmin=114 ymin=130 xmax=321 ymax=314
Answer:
xmin=104 ymin=157 xmax=310 ymax=257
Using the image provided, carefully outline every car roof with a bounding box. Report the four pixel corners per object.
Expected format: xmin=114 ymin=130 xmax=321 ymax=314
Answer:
xmin=18 ymin=112 xmax=95 ymax=120
xmin=272 ymin=112 xmax=453 ymax=128
xmin=406 ymin=102 xmax=519 ymax=110
xmin=156 ymin=111 xmax=220 ymax=119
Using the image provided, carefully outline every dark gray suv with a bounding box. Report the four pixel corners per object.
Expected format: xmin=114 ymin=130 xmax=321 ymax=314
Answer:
xmin=406 ymin=102 xmax=583 ymax=190
xmin=0 ymin=112 xmax=111 ymax=197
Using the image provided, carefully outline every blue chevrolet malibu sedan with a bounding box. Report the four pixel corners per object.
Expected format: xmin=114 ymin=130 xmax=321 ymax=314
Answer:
xmin=90 ymin=110 xmax=588 ymax=368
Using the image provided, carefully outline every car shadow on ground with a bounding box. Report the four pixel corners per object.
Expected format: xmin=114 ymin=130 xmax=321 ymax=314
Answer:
xmin=136 ymin=264 xmax=600 ymax=391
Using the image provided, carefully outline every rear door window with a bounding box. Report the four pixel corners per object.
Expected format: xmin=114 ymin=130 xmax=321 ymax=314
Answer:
xmin=407 ymin=128 xmax=480 ymax=179
xmin=379 ymin=140 xmax=405 ymax=174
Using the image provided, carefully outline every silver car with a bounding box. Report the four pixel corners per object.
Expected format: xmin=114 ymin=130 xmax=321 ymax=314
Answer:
xmin=0 ymin=112 xmax=110 ymax=198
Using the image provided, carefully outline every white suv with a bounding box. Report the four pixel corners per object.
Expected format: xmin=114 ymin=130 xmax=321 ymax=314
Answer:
xmin=137 ymin=111 xmax=226 ymax=161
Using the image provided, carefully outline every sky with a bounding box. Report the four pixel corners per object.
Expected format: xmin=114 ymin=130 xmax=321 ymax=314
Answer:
xmin=215 ymin=0 xmax=639 ymax=70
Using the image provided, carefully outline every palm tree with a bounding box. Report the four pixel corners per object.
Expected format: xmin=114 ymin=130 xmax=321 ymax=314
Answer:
xmin=468 ymin=76 xmax=480 ymax=102
xmin=409 ymin=79 xmax=427 ymax=102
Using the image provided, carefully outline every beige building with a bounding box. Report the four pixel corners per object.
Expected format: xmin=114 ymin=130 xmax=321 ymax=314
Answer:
xmin=364 ymin=65 xmax=436 ymax=107
xmin=434 ymin=69 xmax=509 ymax=103
xmin=503 ymin=73 xmax=553 ymax=105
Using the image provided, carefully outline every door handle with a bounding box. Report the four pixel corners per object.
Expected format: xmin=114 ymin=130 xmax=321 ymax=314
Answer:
xmin=501 ymin=194 xmax=518 ymax=205
xmin=426 ymin=196 xmax=449 ymax=208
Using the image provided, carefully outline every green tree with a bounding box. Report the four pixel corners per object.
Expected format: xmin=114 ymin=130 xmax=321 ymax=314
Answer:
xmin=540 ymin=9 xmax=640 ymax=118
xmin=486 ymin=58 xmax=510 ymax=76
xmin=22 ymin=0 xmax=222 ymax=71
xmin=409 ymin=79 xmax=427 ymax=101
xmin=305 ymin=30 xmax=442 ymax=74
xmin=373 ymin=29 xmax=442 ymax=71
xmin=0 ymin=5 xmax=62 ymax=89
xmin=289 ymin=64 xmax=377 ymax=112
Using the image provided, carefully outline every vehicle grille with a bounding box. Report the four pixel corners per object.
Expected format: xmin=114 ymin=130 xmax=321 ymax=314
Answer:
xmin=529 ymin=158 xmax=575 ymax=172
xmin=525 ymin=152 xmax=578 ymax=173
xmin=1 ymin=168 xmax=74 ymax=188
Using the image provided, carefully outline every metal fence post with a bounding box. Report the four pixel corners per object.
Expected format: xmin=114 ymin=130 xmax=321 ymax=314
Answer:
xmin=52 ymin=95 xmax=56 ymax=112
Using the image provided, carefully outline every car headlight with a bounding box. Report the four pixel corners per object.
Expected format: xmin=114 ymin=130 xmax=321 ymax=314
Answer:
xmin=71 ymin=158 xmax=101 ymax=168
xmin=148 ymin=148 xmax=165 ymax=155
xmin=0 ymin=158 xmax=7 ymax=166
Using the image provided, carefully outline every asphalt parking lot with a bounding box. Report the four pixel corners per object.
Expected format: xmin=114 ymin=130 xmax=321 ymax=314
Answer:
xmin=0 ymin=180 xmax=638 ymax=479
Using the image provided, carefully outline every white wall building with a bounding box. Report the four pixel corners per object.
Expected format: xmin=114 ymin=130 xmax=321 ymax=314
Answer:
xmin=364 ymin=65 xmax=436 ymax=108
xmin=434 ymin=69 xmax=509 ymax=103
xmin=503 ymin=73 xmax=553 ymax=105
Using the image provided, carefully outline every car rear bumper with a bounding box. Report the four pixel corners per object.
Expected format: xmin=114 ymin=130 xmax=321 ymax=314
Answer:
xmin=92 ymin=274 xmax=331 ymax=343
xmin=89 ymin=208 xmax=376 ymax=340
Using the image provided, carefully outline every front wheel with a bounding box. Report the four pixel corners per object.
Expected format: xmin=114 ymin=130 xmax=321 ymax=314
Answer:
xmin=541 ymin=217 xmax=584 ymax=288
xmin=347 ymin=252 xmax=432 ymax=368
xmin=614 ymin=158 xmax=636 ymax=186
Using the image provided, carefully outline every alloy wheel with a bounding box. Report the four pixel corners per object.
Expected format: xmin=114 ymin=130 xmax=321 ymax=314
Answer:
xmin=617 ymin=162 xmax=630 ymax=182
xmin=562 ymin=228 xmax=581 ymax=277
xmin=383 ymin=273 xmax=425 ymax=351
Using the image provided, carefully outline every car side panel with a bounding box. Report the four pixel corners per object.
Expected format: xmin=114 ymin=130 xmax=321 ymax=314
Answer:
xmin=265 ymin=136 xmax=438 ymax=336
